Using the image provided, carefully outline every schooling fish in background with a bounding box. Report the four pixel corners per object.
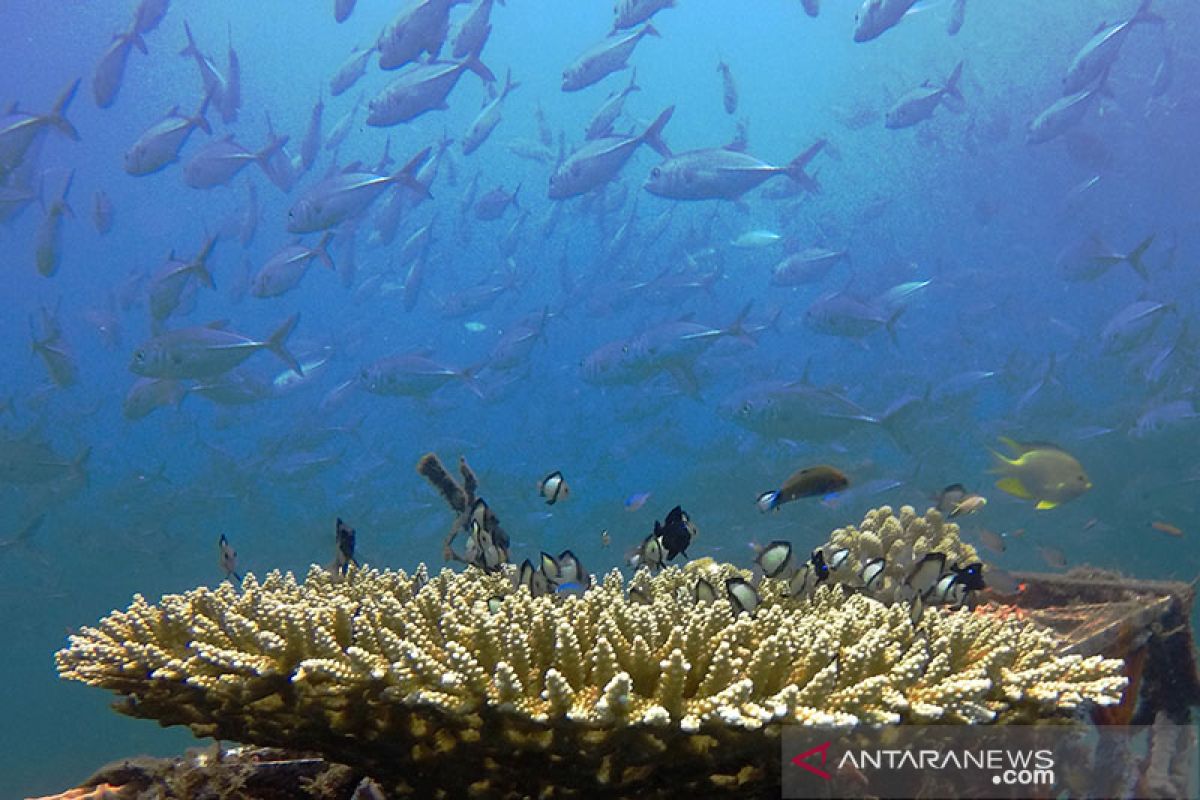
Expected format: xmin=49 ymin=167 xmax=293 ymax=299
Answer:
xmin=223 ymin=23 xmax=241 ymax=123
xmin=124 ymin=94 xmax=211 ymax=176
xmin=147 ymin=235 xmax=217 ymax=323
xmin=463 ymin=69 xmax=520 ymax=156
xmin=330 ymin=518 xmax=358 ymax=576
xmin=0 ymin=79 xmax=80 ymax=181
xmin=286 ymin=146 xmax=430 ymax=233
xmin=300 ymin=95 xmax=324 ymax=173
xmin=989 ymin=437 xmax=1091 ymax=509
xmin=330 ymin=46 xmax=372 ymax=96
xmin=644 ymin=138 xmax=825 ymax=201
xmin=218 ymin=533 xmax=242 ymax=583
xmin=34 ymin=169 xmax=74 ymax=278
xmin=549 ymin=105 xmax=673 ymax=199
xmin=853 ymin=0 xmax=920 ymax=42
xmin=1037 ymin=545 xmax=1068 ymax=570
xmin=536 ymin=470 xmax=570 ymax=505
xmin=933 ymin=483 xmax=986 ymax=516
xmin=251 ymin=232 xmax=336 ymax=298
xmin=1025 ymin=73 xmax=1108 ymax=145
xmin=335 ymin=0 xmax=357 ymax=23
xmin=367 ymin=56 xmax=496 ymax=127
xmin=183 ymin=132 xmax=289 ymax=189
xmin=452 ymin=0 xmax=503 ymax=60
xmin=1062 ymin=0 xmax=1162 ymax=94
xmin=756 ymin=465 xmax=849 ymax=512
xmin=585 ymin=68 xmax=639 ymax=140
xmin=562 ymin=23 xmax=659 ymax=91
xmin=179 ymin=22 xmax=231 ymax=119
xmin=613 ymin=0 xmax=675 ymax=31
xmin=93 ymin=20 xmax=148 ymax=109
xmin=130 ymin=314 xmax=301 ymax=380
xmin=885 ymin=61 xmax=963 ymax=128
xmin=945 ymin=0 xmax=965 ymax=34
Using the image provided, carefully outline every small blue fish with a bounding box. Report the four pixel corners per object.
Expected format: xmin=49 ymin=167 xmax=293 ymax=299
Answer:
xmin=624 ymin=491 xmax=651 ymax=511
xmin=555 ymin=581 xmax=586 ymax=596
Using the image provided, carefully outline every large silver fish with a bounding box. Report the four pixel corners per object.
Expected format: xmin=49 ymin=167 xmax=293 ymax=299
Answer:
xmin=562 ymin=24 xmax=658 ymax=91
xmin=367 ymin=56 xmax=495 ymax=127
xmin=183 ymin=133 xmax=287 ymax=189
xmin=130 ymin=315 xmax=301 ymax=379
xmin=885 ymin=61 xmax=963 ymax=128
xmin=549 ymin=106 xmax=672 ymax=199
xmin=1063 ymin=0 xmax=1161 ymax=94
xmin=376 ymin=0 xmax=462 ymax=70
xmin=452 ymin=0 xmax=502 ymax=59
xmin=93 ymin=27 xmax=146 ymax=109
xmin=853 ymin=0 xmax=920 ymax=42
xmin=0 ymin=80 xmax=80 ymax=179
xmin=330 ymin=47 xmax=372 ymax=96
xmin=462 ymin=69 xmax=519 ymax=155
xmin=286 ymin=146 xmax=431 ymax=233
xmin=124 ymin=95 xmax=211 ymax=176
xmin=644 ymin=139 xmax=824 ymax=201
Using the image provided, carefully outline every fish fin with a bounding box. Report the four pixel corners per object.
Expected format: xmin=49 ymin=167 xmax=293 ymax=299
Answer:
xmin=1035 ymin=500 xmax=1059 ymax=510
xmin=941 ymin=60 xmax=965 ymax=107
xmin=1126 ymin=234 xmax=1155 ymax=280
xmin=193 ymin=92 xmax=212 ymax=135
xmin=783 ymin=138 xmax=826 ymax=189
xmin=1133 ymin=0 xmax=1164 ymax=25
xmin=640 ymin=105 xmax=674 ymax=159
xmin=642 ymin=21 xmax=661 ymax=37
xmin=464 ymin=53 xmax=496 ymax=84
xmin=192 ymin=235 xmax=218 ymax=288
xmin=994 ymin=477 xmax=1033 ymax=499
xmin=391 ymin=146 xmax=434 ymax=198
xmin=256 ymin=132 xmax=289 ymax=165
xmin=314 ymin=231 xmax=336 ymax=270
xmin=266 ymin=313 xmax=302 ymax=376
xmin=129 ymin=29 xmax=148 ymax=55
xmin=997 ymin=435 xmax=1025 ymax=454
xmin=179 ymin=21 xmax=200 ymax=59
xmin=49 ymin=79 xmax=81 ymax=141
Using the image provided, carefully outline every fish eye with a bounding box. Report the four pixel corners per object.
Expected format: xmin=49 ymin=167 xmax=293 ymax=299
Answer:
xmin=650 ymin=167 xmax=661 ymax=179
xmin=621 ymin=344 xmax=629 ymax=353
xmin=134 ymin=351 xmax=145 ymax=362
xmin=741 ymin=401 xmax=753 ymax=414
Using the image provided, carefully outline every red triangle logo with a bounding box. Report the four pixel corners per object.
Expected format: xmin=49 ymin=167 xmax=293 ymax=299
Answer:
xmin=791 ymin=741 xmax=833 ymax=780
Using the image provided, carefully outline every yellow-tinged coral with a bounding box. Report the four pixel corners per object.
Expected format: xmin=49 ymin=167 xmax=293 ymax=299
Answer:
xmin=56 ymin=554 xmax=1126 ymax=798
xmin=820 ymin=504 xmax=982 ymax=603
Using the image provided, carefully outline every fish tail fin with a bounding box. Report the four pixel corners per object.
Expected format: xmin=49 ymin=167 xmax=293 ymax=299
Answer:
xmin=256 ymin=132 xmax=289 ymax=165
xmin=192 ymin=235 xmax=218 ymax=288
xmin=511 ymin=182 xmax=521 ymax=211
xmin=784 ymin=138 xmax=826 ymax=190
xmin=724 ymin=300 xmax=757 ymax=346
xmin=127 ymin=27 xmax=149 ymax=55
xmin=179 ymin=21 xmax=200 ymax=59
xmin=640 ymin=105 xmax=674 ymax=159
xmin=48 ymin=79 xmax=81 ymax=141
xmin=1133 ymin=0 xmax=1164 ymax=25
xmin=642 ymin=21 xmax=661 ymax=38
xmin=626 ymin=67 xmax=640 ymax=94
xmin=885 ymin=306 xmax=905 ymax=345
xmin=391 ymin=146 xmax=433 ymax=198
xmin=1126 ymin=234 xmax=1155 ymax=280
xmin=314 ymin=231 xmax=336 ymax=270
xmin=266 ymin=313 xmax=303 ymax=376
xmin=459 ymin=363 xmax=486 ymax=399
xmin=71 ymin=445 xmax=93 ymax=485
xmin=464 ymin=53 xmax=497 ymax=84
xmin=502 ymin=68 xmax=520 ymax=98
xmin=57 ymin=169 xmax=76 ymax=217
xmin=943 ymin=60 xmax=964 ymax=102
xmin=194 ymin=92 xmax=212 ymax=135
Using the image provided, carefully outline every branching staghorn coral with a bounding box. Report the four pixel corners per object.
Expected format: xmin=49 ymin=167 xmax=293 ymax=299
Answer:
xmin=816 ymin=504 xmax=985 ymax=604
xmin=57 ymin=552 xmax=1127 ymax=798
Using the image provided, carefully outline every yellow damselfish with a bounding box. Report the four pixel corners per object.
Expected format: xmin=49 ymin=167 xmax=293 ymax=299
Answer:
xmin=989 ymin=437 xmax=1092 ymax=510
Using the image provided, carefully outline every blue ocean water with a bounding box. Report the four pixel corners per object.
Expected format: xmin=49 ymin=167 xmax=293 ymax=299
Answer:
xmin=1 ymin=0 xmax=1197 ymax=796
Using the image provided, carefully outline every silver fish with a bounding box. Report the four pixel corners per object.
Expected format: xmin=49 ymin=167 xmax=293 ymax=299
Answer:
xmin=885 ymin=61 xmax=963 ymax=128
xmin=251 ymin=233 xmax=335 ymax=298
xmin=0 ymin=79 xmax=80 ymax=179
xmin=562 ymin=24 xmax=659 ymax=92
xmin=1063 ymin=0 xmax=1161 ymax=95
xmin=645 ymin=139 xmax=824 ymax=201
xmin=286 ymin=146 xmax=430 ymax=233
xmin=124 ymin=95 xmax=211 ymax=176
xmin=549 ymin=106 xmax=672 ymax=199
xmin=367 ymin=56 xmax=495 ymax=127
xmin=330 ymin=46 xmax=372 ymax=96
xmin=585 ymin=68 xmax=639 ymax=140
xmin=130 ymin=315 xmax=301 ymax=380
xmin=183 ymin=133 xmax=287 ymax=189
xmin=853 ymin=0 xmax=919 ymax=42
xmin=93 ymin=27 xmax=146 ymax=109
xmin=462 ymin=69 xmax=519 ymax=155
xmin=612 ymin=0 xmax=675 ymax=31
xmin=452 ymin=0 xmax=502 ymax=59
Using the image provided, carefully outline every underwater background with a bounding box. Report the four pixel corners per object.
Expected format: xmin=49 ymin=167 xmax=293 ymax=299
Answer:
xmin=1 ymin=0 xmax=1197 ymax=796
